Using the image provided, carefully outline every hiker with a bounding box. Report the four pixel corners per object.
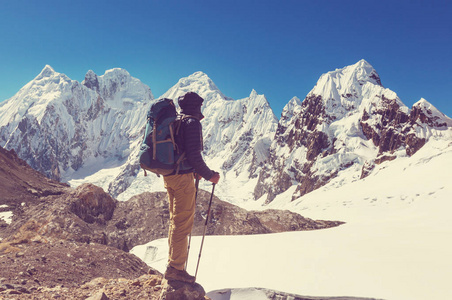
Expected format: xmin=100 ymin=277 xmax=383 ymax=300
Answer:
xmin=163 ymin=92 xmax=220 ymax=283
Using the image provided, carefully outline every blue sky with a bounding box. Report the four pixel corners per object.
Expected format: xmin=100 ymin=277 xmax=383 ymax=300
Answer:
xmin=1 ymin=0 xmax=451 ymax=117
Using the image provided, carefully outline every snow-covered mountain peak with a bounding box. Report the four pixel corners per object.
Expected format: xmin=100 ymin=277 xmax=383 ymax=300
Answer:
xmin=413 ymin=98 xmax=441 ymax=112
xmin=307 ymin=60 xmax=383 ymax=121
xmin=411 ymin=98 xmax=452 ymax=128
xmin=176 ymin=71 xmax=213 ymax=89
xmin=102 ymin=68 xmax=132 ymax=80
xmin=161 ymin=71 xmax=228 ymax=107
xmin=249 ymin=89 xmax=258 ymax=98
xmin=82 ymin=68 xmax=153 ymax=107
xmin=312 ymin=60 xmax=381 ymax=93
xmin=282 ymin=97 xmax=301 ymax=114
xmin=82 ymin=70 xmax=99 ymax=91
xmin=0 ymin=66 xmax=154 ymax=181
xmin=339 ymin=59 xmax=381 ymax=86
xmin=33 ymin=65 xmax=71 ymax=84
xmin=189 ymin=71 xmax=209 ymax=79
xmin=279 ymin=96 xmax=302 ymax=127
xmin=83 ymin=68 xmax=136 ymax=89
xmin=0 ymin=65 xmax=78 ymax=128
xmin=3 ymin=62 xmax=450 ymax=211
xmin=256 ymin=59 xmax=452 ymax=204
xmin=245 ymin=89 xmax=270 ymax=105
xmin=35 ymin=65 xmax=56 ymax=79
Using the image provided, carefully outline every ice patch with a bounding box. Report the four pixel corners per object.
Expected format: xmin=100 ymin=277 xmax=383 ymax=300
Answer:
xmin=0 ymin=210 xmax=13 ymax=225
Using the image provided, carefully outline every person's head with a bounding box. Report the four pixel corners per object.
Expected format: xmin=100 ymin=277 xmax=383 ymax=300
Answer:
xmin=178 ymin=92 xmax=204 ymax=118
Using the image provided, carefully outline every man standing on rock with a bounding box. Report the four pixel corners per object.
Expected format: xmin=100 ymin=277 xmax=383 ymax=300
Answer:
xmin=163 ymin=92 xmax=220 ymax=283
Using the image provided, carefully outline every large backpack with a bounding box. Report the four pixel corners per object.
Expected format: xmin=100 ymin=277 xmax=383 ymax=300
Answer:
xmin=139 ymin=98 xmax=192 ymax=177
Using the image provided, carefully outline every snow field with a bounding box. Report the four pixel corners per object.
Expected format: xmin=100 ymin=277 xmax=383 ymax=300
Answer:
xmin=0 ymin=204 xmax=13 ymax=225
xmin=132 ymin=139 xmax=452 ymax=300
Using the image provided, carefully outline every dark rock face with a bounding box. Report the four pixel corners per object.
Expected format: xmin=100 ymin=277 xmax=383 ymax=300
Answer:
xmin=360 ymin=97 xmax=449 ymax=159
xmin=6 ymin=115 xmax=63 ymax=181
xmin=284 ymin=95 xmax=328 ymax=152
xmin=358 ymin=98 xmax=448 ymax=180
xmin=105 ymin=191 xmax=170 ymax=252
xmin=405 ymin=133 xmax=426 ymax=157
xmin=410 ymin=103 xmax=449 ymax=128
xmin=83 ymin=70 xmax=100 ymax=92
xmin=256 ymin=95 xmax=334 ymax=202
xmin=359 ymin=96 xmax=410 ymax=156
xmin=256 ymin=70 xmax=452 ymax=202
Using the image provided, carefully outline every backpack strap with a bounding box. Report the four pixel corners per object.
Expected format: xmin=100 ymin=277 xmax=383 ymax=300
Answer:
xmin=173 ymin=114 xmax=200 ymax=175
xmin=175 ymin=114 xmax=199 ymax=135
xmin=152 ymin=121 xmax=157 ymax=160
xmin=174 ymin=152 xmax=186 ymax=175
xmin=169 ymin=121 xmax=177 ymax=150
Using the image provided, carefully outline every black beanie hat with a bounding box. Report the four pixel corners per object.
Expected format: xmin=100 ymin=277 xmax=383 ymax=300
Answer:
xmin=178 ymin=92 xmax=204 ymax=110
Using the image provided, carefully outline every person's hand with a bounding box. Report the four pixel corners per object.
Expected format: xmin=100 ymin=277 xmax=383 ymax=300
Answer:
xmin=209 ymin=172 xmax=220 ymax=184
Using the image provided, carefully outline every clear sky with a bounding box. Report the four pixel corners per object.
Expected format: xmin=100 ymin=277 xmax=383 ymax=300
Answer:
xmin=1 ymin=0 xmax=451 ymax=118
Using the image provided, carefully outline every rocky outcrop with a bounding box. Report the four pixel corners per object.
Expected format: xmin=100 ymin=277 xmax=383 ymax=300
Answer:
xmin=191 ymin=189 xmax=343 ymax=236
xmin=359 ymin=98 xmax=452 ymax=178
xmin=255 ymin=94 xmax=335 ymax=203
xmin=105 ymin=189 xmax=343 ymax=252
xmin=70 ymin=183 xmax=116 ymax=225
xmin=159 ymin=280 xmax=206 ymax=300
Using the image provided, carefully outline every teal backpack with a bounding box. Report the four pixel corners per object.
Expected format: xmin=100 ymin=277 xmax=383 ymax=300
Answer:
xmin=139 ymin=98 xmax=192 ymax=176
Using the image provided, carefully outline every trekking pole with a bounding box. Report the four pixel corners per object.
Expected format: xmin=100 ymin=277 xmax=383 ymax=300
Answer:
xmin=194 ymin=183 xmax=215 ymax=279
xmin=185 ymin=174 xmax=200 ymax=271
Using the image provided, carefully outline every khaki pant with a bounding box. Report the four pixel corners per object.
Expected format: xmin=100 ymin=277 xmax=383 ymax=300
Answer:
xmin=164 ymin=173 xmax=196 ymax=270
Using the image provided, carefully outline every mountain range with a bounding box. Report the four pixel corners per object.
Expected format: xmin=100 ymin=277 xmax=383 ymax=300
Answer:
xmin=1 ymin=60 xmax=451 ymax=205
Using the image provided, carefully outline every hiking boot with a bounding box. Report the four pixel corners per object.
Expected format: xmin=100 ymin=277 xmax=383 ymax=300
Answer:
xmin=164 ymin=266 xmax=196 ymax=283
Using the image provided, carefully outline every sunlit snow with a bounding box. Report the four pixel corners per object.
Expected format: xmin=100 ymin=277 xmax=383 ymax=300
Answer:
xmin=132 ymin=139 xmax=452 ymax=300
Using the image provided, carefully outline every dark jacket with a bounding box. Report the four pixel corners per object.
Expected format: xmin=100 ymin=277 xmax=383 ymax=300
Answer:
xmin=173 ymin=112 xmax=214 ymax=180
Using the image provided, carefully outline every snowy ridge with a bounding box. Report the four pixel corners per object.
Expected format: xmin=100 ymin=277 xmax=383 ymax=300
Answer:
xmin=113 ymin=73 xmax=279 ymax=202
xmin=161 ymin=71 xmax=230 ymax=104
xmin=1 ymin=61 xmax=451 ymax=206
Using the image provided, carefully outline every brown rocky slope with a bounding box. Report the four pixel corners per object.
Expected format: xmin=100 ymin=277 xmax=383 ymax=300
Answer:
xmin=0 ymin=146 xmax=344 ymax=299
